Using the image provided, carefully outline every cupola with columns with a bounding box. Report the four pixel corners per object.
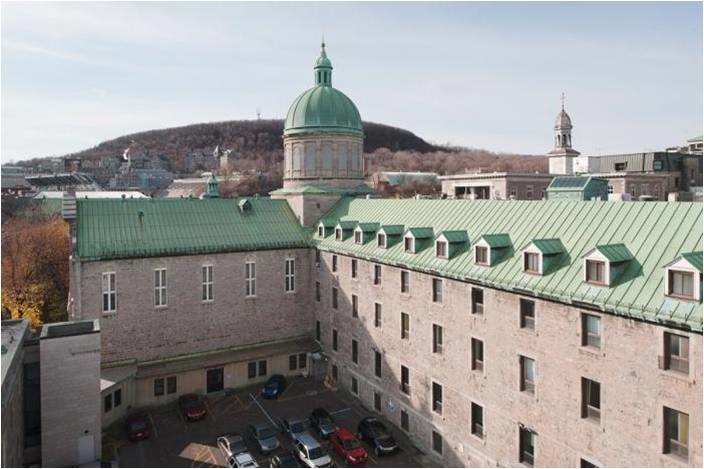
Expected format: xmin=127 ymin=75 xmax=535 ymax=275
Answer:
xmin=548 ymin=93 xmax=580 ymax=175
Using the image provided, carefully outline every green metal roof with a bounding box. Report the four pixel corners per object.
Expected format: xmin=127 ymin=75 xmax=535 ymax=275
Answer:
xmin=379 ymin=224 xmax=405 ymax=236
xmin=530 ymin=238 xmax=566 ymax=255
xmin=679 ymin=251 xmax=703 ymax=272
xmin=357 ymin=222 xmax=380 ymax=233
xmin=547 ymin=176 xmax=591 ymax=190
xmin=75 ymin=198 xmax=309 ymax=261
xmin=407 ymin=227 xmax=434 ymax=239
xmin=315 ymin=198 xmax=703 ymax=332
xmin=439 ymin=230 xmax=469 ymax=244
xmin=481 ymin=234 xmax=512 ymax=248
xmin=593 ymin=243 xmax=634 ymax=263
xmin=336 ymin=220 xmax=357 ymax=230
xmin=318 ymin=218 xmax=336 ymax=227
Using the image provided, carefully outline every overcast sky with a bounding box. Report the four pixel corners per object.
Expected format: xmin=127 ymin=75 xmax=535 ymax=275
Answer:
xmin=2 ymin=1 xmax=702 ymax=162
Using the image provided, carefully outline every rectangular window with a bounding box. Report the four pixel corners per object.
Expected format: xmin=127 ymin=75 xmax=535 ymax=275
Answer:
xmin=351 ymin=259 xmax=358 ymax=278
xmin=102 ymin=272 xmax=116 ymax=313
xmin=585 ymin=260 xmax=606 ymax=284
xmin=104 ymin=394 xmax=112 ymax=413
xmin=401 ymin=365 xmax=410 ymax=395
xmin=352 ymin=294 xmax=358 ymax=318
xmin=432 ymin=278 xmax=443 ymax=303
xmin=400 ymin=270 xmax=410 ymax=293
xmin=374 ymin=391 xmax=382 ymax=411
xmin=374 ymin=350 xmax=382 ymax=378
xmin=332 ymin=287 xmax=338 ymax=309
xmin=519 ymin=428 xmax=535 ymax=466
xmin=315 ymin=281 xmax=321 ymax=302
xmin=114 ymin=388 xmax=122 ymax=407
xmin=245 ymin=261 xmax=256 ymax=297
xmin=401 ymin=312 xmax=410 ymax=339
xmin=401 ymin=410 xmax=409 ymax=432
xmin=664 ymin=332 xmax=689 ymax=374
xmin=167 ymin=376 xmax=177 ymax=394
xmin=351 ymin=376 xmax=358 ymax=395
xmin=524 ymin=252 xmax=540 ymax=274
xmin=258 ymin=360 xmax=267 ymax=377
xmin=352 ymin=340 xmax=358 ymax=364
xmin=432 ymin=430 xmax=443 ymax=455
xmin=581 ymin=378 xmax=601 ymax=422
xmin=285 ymin=258 xmax=295 ymax=292
xmin=332 ymin=255 xmax=338 ymax=272
xmin=315 ymin=250 xmax=321 ymax=265
xmin=668 ymin=270 xmax=695 ymax=299
xmin=202 ymin=265 xmax=213 ymax=301
xmin=335 ymin=228 xmax=342 ymax=241
xmin=289 ymin=354 xmax=298 ymax=371
xmin=471 ymin=288 xmax=484 ymax=315
xmin=331 ymin=364 xmax=338 ymax=381
xmin=318 ymin=226 xmax=324 ymax=237
xmin=377 ymin=233 xmax=386 ymax=248
xmin=520 ymin=299 xmax=535 ymax=330
xmin=471 ymin=338 xmax=484 ymax=371
xmin=373 ymin=264 xmax=382 ymax=285
xmin=154 ymin=268 xmax=167 ymax=307
xmin=475 ymin=246 xmax=488 ymax=265
xmin=354 ymin=230 xmax=362 ymax=244
xmin=154 ymin=378 xmax=165 ymax=396
xmin=581 ymin=313 xmax=601 ymax=348
xmin=298 ymin=353 xmax=307 ymax=369
xmin=432 ymin=382 xmax=443 ymax=415
xmin=404 ymin=237 xmax=414 ymax=253
xmin=664 ymin=407 xmax=688 ymax=460
xmin=436 ymin=240 xmax=448 ymax=258
xmin=520 ymin=356 xmax=535 ymax=394
xmin=315 ymin=320 xmax=321 ymax=342
xmin=471 ymin=402 xmax=484 ymax=438
xmin=432 ymin=324 xmax=443 ymax=354
xmin=374 ymin=303 xmax=382 ymax=328
xmin=248 ymin=362 xmax=257 ymax=379
xmin=332 ymin=329 xmax=338 ymax=351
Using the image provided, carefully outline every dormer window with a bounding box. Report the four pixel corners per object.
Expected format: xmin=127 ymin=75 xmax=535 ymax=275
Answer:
xmin=435 ymin=240 xmax=448 ymax=259
xmin=377 ymin=232 xmax=386 ymax=248
xmin=404 ymin=236 xmax=415 ymax=253
xmin=585 ymin=260 xmax=606 ymax=285
xmin=664 ymin=252 xmax=702 ymax=301
xmin=354 ymin=229 xmax=362 ymax=244
xmin=335 ymin=228 xmax=342 ymax=241
xmin=475 ymin=246 xmax=488 ymax=265
xmin=582 ymin=244 xmax=633 ymax=287
xmin=668 ymin=270 xmax=695 ymax=299
xmin=522 ymin=239 xmax=566 ymax=276
xmin=318 ymin=226 xmax=324 ymax=238
xmin=524 ymin=252 xmax=541 ymax=274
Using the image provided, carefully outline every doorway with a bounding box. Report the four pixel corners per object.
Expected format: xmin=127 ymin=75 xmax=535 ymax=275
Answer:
xmin=206 ymin=367 xmax=224 ymax=393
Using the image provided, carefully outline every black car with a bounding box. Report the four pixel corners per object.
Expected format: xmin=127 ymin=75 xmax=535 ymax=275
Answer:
xmin=309 ymin=408 xmax=336 ymax=439
xmin=357 ymin=417 xmax=398 ymax=456
xmin=261 ymin=374 xmax=287 ymax=399
xmin=270 ymin=451 xmax=303 ymax=468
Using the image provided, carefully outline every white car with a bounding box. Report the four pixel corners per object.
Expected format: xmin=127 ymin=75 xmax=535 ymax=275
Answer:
xmin=228 ymin=452 xmax=259 ymax=468
xmin=293 ymin=434 xmax=332 ymax=468
xmin=217 ymin=433 xmax=247 ymax=460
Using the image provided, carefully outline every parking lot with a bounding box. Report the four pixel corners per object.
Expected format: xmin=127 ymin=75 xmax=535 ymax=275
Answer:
xmin=104 ymin=377 xmax=424 ymax=467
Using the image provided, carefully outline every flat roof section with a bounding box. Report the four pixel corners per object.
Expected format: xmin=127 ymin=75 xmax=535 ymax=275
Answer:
xmin=40 ymin=319 xmax=99 ymax=340
xmin=1 ymin=319 xmax=29 ymax=387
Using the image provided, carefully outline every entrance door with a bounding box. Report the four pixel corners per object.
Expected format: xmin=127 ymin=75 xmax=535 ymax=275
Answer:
xmin=207 ymin=367 xmax=224 ymax=393
xmin=77 ymin=434 xmax=94 ymax=465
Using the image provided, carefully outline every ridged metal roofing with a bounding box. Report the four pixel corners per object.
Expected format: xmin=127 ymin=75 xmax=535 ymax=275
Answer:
xmin=357 ymin=223 xmax=380 ymax=232
xmin=679 ymin=252 xmax=703 ymax=272
xmin=481 ymin=234 xmax=511 ymax=248
xmin=439 ymin=230 xmax=469 ymax=244
xmin=407 ymin=227 xmax=434 ymax=239
xmin=316 ymin=198 xmax=703 ymax=332
xmin=380 ymin=225 xmax=405 ymax=236
xmin=75 ymin=198 xmax=309 ymax=261
xmin=593 ymin=243 xmax=634 ymax=263
xmin=529 ymin=238 xmax=566 ymax=255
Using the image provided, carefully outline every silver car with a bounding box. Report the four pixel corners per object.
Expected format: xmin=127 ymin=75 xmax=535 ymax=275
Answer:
xmin=247 ymin=423 xmax=280 ymax=454
xmin=217 ymin=433 xmax=247 ymax=460
xmin=282 ymin=417 xmax=309 ymax=441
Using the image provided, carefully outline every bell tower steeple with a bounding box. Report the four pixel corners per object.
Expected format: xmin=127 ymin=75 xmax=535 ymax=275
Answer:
xmin=548 ymin=93 xmax=580 ymax=175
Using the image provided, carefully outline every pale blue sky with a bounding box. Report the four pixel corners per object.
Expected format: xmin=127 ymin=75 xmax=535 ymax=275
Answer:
xmin=2 ymin=1 xmax=702 ymax=162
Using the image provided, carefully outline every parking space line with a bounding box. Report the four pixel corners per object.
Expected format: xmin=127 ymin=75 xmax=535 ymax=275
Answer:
xmin=329 ymin=407 xmax=351 ymax=416
xmin=249 ymin=393 xmax=279 ymax=428
xmin=148 ymin=412 xmax=159 ymax=438
xmin=206 ymin=400 xmax=216 ymax=423
xmin=367 ymin=452 xmax=378 ymax=465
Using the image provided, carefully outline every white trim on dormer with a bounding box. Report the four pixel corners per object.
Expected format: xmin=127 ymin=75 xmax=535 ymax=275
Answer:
xmin=582 ymin=249 xmax=611 ymax=286
xmin=353 ymin=226 xmax=363 ymax=245
xmin=664 ymin=258 xmax=701 ymax=301
xmin=522 ymin=245 xmax=543 ymax=275
xmin=334 ymin=227 xmax=342 ymax=241
xmin=317 ymin=224 xmax=325 ymax=238
xmin=403 ymin=233 xmax=416 ymax=254
xmin=474 ymin=238 xmax=491 ymax=266
xmin=377 ymin=230 xmax=387 ymax=249
xmin=435 ymin=234 xmax=449 ymax=259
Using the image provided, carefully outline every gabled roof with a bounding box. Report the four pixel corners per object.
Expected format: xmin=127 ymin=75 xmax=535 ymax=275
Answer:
xmin=438 ymin=230 xmax=469 ymax=244
xmin=318 ymin=218 xmax=336 ymax=227
xmin=588 ymin=244 xmax=633 ymax=263
xmin=379 ymin=224 xmax=405 ymax=236
xmin=357 ymin=222 xmax=380 ymax=233
xmin=406 ymin=227 xmax=434 ymax=239
xmin=314 ymin=198 xmax=704 ymax=332
xmin=480 ymin=234 xmax=511 ymax=248
xmin=336 ymin=220 xmax=358 ymax=230
xmin=528 ymin=238 xmax=565 ymax=255
xmin=666 ymin=251 xmax=703 ymax=272
xmin=75 ymin=198 xmax=309 ymax=261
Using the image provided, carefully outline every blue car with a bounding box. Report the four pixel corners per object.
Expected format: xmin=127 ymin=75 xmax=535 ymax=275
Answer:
xmin=261 ymin=374 xmax=286 ymax=399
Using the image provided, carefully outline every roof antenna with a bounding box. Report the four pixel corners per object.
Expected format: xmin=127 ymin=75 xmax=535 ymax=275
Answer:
xmin=561 ymin=92 xmax=566 ymax=111
xmin=321 ymin=33 xmax=325 ymax=51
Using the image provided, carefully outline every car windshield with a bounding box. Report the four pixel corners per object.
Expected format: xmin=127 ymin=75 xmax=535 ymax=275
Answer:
xmin=319 ymin=417 xmax=333 ymax=426
xmin=257 ymin=427 xmax=275 ymax=439
xmin=130 ymin=421 xmax=147 ymax=431
xmin=377 ymin=435 xmax=395 ymax=447
xmin=229 ymin=438 xmax=246 ymax=453
xmin=370 ymin=422 xmax=386 ymax=435
xmin=308 ymin=447 xmax=324 ymax=459
xmin=341 ymin=438 xmax=361 ymax=450
xmin=186 ymin=398 xmax=203 ymax=408
xmin=290 ymin=421 xmax=305 ymax=433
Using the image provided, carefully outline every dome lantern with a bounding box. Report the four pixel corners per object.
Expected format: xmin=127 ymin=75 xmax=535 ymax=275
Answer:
xmin=314 ymin=41 xmax=333 ymax=87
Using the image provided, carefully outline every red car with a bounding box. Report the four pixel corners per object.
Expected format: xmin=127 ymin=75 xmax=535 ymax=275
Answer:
xmin=126 ymin=414 xmax=150 ymax=442
xmin=179 ymin=394 xmax=207 ymax=421
xmin=330 ymin=427 xmax=368 ymax=465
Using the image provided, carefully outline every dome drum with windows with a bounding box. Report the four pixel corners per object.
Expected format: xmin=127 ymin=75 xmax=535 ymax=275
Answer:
xmin=283 ymin=43 xmax=365 ymax=189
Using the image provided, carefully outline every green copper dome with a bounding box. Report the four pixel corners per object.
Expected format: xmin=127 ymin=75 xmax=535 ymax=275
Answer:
xmin=284 ymin=43 xmax=362 ymax=137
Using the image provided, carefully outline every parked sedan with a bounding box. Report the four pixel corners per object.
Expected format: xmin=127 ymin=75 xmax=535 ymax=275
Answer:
xmin=357 ymin=417 xmax=398 ymax=456
xmin=261 ymin=374 xmax=287 ymax=399
xmin=309 ymin=408 xmax=335 ymax=439
xmin=228 ymin=452 xmax=259 ymax=468
xmin=330 ymin=427 xmax=367 ymax=465
xmin=270 ymin=451 xmax=303 ymax=468
xmin=217 ymin=433 xmax=247 ymax=460
xmin=282 ymin=417 xmax=309 ymax=441
xmin=247 ymin=422 xmax=280 ymax=454
xmin=125 ymin=414 xmax=150 ymax=442
xmin=178 ymin=394 xmax=207 ymax=421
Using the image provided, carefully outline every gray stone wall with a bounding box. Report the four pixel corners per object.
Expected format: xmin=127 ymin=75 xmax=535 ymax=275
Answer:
xmin=313 ymin=251 xmax=702 ymax=467
xmin=1 ymin=349 xmax=24 ymax=468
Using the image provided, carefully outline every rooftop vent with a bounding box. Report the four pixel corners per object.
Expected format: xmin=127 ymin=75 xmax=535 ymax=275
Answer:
xmin=239 ymin=199 xmax=252 ymax=212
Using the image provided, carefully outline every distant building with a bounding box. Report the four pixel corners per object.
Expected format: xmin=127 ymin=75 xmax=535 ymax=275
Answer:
xmin=546 ymin=176 xmax=608 ymax=200
xmin=439 ymin=172 xmax=552 ymax=200
xmin=25 ymin=172 xmax=101 ymax=192
xmin=110 ymin=168 xmax=173 ymax=193
xmin=1 ymin=167 xmax=31 ymax=197
xmin=547 ymin=97 xmax=581 ymax=175
xmin=370 ymin=171 xmax=439 ymax=193
xmin=685 ymin=136 xmax=703 ymax=155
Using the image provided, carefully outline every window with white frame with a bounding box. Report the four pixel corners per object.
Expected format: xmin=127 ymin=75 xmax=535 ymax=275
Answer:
xmin=245 ymin=261 xmax=256 ymax=297
xmin=523 ymin=252 xmax=541 ymax=274
xmin=432 ymin=278 xmax=443 ymax=303
xmin=664 ymin=332 xmax=689 ymax=374
xmin=520 ymin=355 xmax=535 ymax=394
xmin=475 ymin=245 xmax=489 ymax=265
xmin=581 ymin=313 xmax=601 ymax=348
xmin=435 ymin=240 xmax=448 ymax=258
xmin=667 ymin=269 xmax=695 ymax=299
xmin=201 ymin=265 xmax=213 ymax=301
xmin=102 ymin=272 xmax=116 ymax=313
xmin=335 ymin=228 xmax=342 ymax=241
xmin=154 ymin=268 xmax=167 ymax=307
xmin=377 ymin=232 xmax=386 ymax=248
xmin=585 ymin=259 xmax=607 ymax=285
xmin=354 ymin=229 xmax=362 ymax=244
xmin=318 ymin=225 xmax=324 ymax=237
xmin=664 ymin=407 xmax=689 ymax=460
xmin=404 ymin=236 xmax=414 ymax=253
xmin=285 ymin=258 xmax=295 ymax=292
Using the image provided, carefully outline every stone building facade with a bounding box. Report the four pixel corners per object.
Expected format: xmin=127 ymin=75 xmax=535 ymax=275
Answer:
xmin=439 ymin=172 xmax=553 ymax=200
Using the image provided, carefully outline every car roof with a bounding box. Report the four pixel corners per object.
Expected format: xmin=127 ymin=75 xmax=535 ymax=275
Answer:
xmin=335 ymin=427 xmax=355 ymax=439
xmin=295 ymin=433 xmax=320 ymax=447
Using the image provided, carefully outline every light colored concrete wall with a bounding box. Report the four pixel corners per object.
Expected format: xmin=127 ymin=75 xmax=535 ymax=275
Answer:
xmin=40 ymin=331 xmax=102 ymax=467
xmin=75 ymin=249 xmax=314 ymax=365
xmin=1 ymin=349 xmax=24 ymax=468
xmin=314 ymin=251 xmax=702 ymax=468
xmin=271 ymin=193 xmax=343 ymax=227
xmin=283 ymin=134 xmax=364 ymax=188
